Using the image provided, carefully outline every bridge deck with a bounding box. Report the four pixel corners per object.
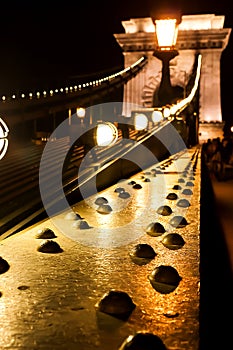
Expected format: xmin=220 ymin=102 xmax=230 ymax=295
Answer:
xmin=0 ymin=148 xmax=201 ymax=350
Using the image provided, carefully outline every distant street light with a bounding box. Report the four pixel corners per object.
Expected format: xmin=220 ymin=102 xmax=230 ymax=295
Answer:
xmin=76 ymin=107 xmax=86 ymax=124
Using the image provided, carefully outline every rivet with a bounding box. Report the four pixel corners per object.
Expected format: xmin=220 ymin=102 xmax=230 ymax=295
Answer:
xmin=166 ymin=192 xmax=178 ymax=200
xmin=128 ymin=180 xmax=136 ymax=185
xmin=144 ymin=178 xmax=151 ymax=182
xmin=157 ymin=205 xmax=172 ymax=216
xmin=119 ymin=191 xmax=131 ymax=199
xmin=114 ymin=187 xmax=125 ymax=193
xmin=177 ymin=199 xmax=190 ymax=208
xmin=95 ymin=290 xmax=136 ymax=320
xmin=36 ymin=227 xmax=57 ymax=239
xmin=130 ymin=243 xmax=156 ymax=259
xmin=132 ymin=183 xmax=142 ymax=189
xmin=182 ymin=188 xmax=193 ymax=195
xmin=95 ymin=197 xmax=108 ymax=205
xmin=72 ymin=220 xmax=91 ymax=229
xmin=37 ymin=240 xmax=63 ymax=253
xmin=65 ymin=212 xmax=83 ymax=220
xmin=178 ymin=178 xmax=185 ymax=183
xmin=0 ymin=257 xmax=10 ymax=274
xmin=96 ymin=204 xmax=112 ymax=214
xmin=186 ymin=181 xmax=194 ymax=187
xmin=146 ymin=222 xmax=166 ymax=237
xmin=173 ymin=185 xmax=182 ymax=190
xmin=161 ymin=233 xmax=185 ymax=250
xmin=118 ymin=332 xmax=167 ymax=350
xmin=169 ymin=216 xmax=188 ymax=228
xmin=148 ymin=265 xmax=182 ymax=294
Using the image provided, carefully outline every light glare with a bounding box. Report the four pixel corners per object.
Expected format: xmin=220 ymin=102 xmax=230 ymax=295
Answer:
xmin=155 ymin=19 xmax=178 ymax=48
xmin=134 ymin=114 xmax=148 ymax=130
xmin=95 ymin=122 xmax=118 ymax=146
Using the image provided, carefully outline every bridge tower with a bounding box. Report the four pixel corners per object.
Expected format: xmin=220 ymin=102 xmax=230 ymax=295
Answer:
xmin=114 ymin=14 xmax=231 ymax=142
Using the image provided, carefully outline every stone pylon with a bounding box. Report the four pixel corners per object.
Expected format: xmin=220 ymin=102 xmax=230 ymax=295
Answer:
xmin=114 ymin=14 xmax=231 ymax=141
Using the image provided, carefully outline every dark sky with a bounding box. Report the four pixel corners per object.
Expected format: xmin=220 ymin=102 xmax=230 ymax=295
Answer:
xmin=0 ymin=0 xmax=232 ymax=122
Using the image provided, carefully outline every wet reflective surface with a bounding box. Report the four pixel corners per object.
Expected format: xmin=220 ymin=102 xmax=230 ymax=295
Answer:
xmin=0 ymin=148 xmax=200 ymax=349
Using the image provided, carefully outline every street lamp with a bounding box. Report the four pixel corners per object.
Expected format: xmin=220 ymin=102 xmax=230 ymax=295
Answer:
xmin=153 ymin=16 xmax=181 ymax=107
xmin=94 ymin=122 xmax=118 ymax=147
xmin=76 ymin=107 xmax=86 ymax=124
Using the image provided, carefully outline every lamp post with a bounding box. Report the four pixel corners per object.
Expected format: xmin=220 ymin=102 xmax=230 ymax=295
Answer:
xmin=153 ymin=16 xmax=180 ymax=107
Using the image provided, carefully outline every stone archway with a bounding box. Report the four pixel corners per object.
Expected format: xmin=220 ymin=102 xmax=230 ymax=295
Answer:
xmin=141 ymin=68 xmax=185 ymax=108
xmin=114 ymin=14 xmax=231 ymax=129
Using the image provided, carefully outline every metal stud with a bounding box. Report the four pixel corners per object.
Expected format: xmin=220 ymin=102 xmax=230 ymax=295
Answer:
xmin=157 ymin=205 xmax=172 ymax=216
xmin=132 ymin=183 xmax=142 ymax=189
xmin=130 ymin=243 xmax=156 ymax=259
xmin=182 ymin=189 xmax=193 ymax=195
xmin=96 ymin=204 xmax=113 ymax=214
xmin=114 ymin=187 xmax=125 ymax=193
xmin=177 ymin=199 xmax=190 ymax=208
xmin=118 ymin=331 xmax=167 ymax=350
xmin=166 ymin=193 xmax=178 ymax=200
xmin=95 ymin=290 xmax=136 ymax=320
xmin=119 ymin=191 xmax=131 ymax=199
xmin=169 ymin=216 xmax=188 ymax=228
xmin=0 ymin=257 xmax=10 ymax=274
xmin=161 ymin=233 xmax=185 ymax=250
xmin=35 ymin=227 xmax=57 ymax=239
xmin=148 ymin=265 xmax=182 ymax=294
xmin=95 ymin=197 xmax=108 ymax=205
xmin=146 ymin=222 xmax=166 ymax=237
xmin=37 ymin=240 xmax=63 ymax=253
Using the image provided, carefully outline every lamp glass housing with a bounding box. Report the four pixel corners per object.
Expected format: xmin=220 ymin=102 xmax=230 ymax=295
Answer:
xmin=152 ymin=110 xmax=163 ymax=123
xmin=95 ymin=122 xmax=118 ymax=147
xmin=76 ymin=107 xmax=86 ymax=118
xmin=155 ymin=19 xmax=178 ymax=50
xmin=134 ymin=113 xmax=148 ymax=130
xmin=163 ymin=107 xmax=171 ymax=118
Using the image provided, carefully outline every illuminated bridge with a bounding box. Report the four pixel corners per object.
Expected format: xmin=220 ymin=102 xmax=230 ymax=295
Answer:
xmin=0 ymin=13 xmax=232 ymax=350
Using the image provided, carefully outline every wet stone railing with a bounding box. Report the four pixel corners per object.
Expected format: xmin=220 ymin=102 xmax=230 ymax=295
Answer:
xmin=0 ymin=146 xmax=201 ymax=350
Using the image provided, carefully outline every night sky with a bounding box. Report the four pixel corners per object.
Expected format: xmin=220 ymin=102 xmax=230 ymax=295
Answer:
xmin=0 ymin=0 xmax=232 ymax=123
